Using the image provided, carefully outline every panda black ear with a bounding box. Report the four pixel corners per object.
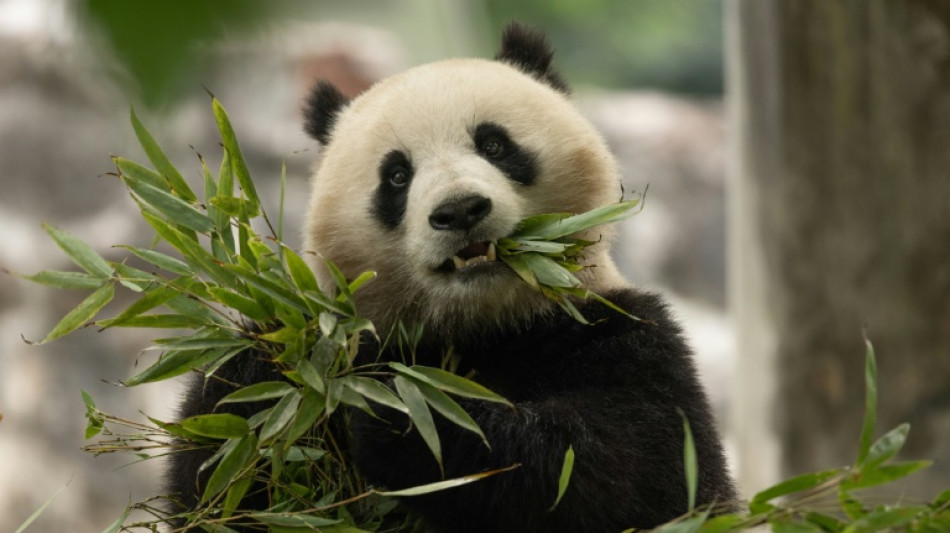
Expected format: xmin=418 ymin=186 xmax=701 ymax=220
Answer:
xmin=303 ymin=80 xmax=350 ymax=145
xmin=494 ymin=22 xmax=570 ymax=94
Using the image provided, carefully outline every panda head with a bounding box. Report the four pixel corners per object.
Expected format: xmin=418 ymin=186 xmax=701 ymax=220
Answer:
xmin=302 ymin=23 xmax=626 ymax=336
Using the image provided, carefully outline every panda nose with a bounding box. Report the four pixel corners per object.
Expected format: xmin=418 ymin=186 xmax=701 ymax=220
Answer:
xmin=429 ymin=195 xmax=493 ymax=231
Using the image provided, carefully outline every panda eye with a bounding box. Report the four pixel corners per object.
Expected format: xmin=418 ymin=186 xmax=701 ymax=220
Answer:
xmin=481 ymin=138 xmax=505 ymax=159
xmin=389 ymin=168 xmax=409 ymax=187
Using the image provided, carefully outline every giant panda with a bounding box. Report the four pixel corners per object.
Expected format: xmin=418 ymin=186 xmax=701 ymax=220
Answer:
xmin=167 ymin=23 xmax=737 ymax=532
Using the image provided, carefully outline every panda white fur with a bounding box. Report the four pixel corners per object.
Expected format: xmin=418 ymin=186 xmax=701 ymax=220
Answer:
xmin=168 ymin=23 xmax=737 ymax=532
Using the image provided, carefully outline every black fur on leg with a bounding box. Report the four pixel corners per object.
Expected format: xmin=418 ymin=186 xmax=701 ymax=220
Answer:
xmin=495 ymin=21 xmax=570 ymax=93
xmin=303 ymin=80 xmax=350 ymax=145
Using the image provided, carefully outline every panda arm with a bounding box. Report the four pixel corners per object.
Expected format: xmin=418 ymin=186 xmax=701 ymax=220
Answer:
xmin=349 ymin=290 xmax=736 ymax=531
xmin=349 ymin=367 xmax=706 ymax=531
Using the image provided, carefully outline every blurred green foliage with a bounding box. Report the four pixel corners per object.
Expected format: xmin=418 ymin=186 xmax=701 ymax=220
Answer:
xmin=78 ymin=0 xmax=276 ymax=107
xmin=483 ymin=0 xmax=724 ymax=94
xmin=77 ymin=1 xmax=722 ymax=107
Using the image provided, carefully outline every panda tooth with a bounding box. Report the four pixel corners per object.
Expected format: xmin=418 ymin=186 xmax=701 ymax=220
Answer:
xmin=487 ymin=242 xmax=496 ymax=261
xmin=453 ymin=256 xmax=466 ymax=269
xmin=466 ymin=256 xmax=487 ymax=266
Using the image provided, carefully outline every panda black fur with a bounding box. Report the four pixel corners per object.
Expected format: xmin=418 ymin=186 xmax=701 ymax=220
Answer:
xmin=166 ymin=23 xmax=738 ymax=532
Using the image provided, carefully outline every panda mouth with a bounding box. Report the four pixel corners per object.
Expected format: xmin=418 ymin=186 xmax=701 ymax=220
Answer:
xmin=436 ymin=241 xmax=498 ymax=273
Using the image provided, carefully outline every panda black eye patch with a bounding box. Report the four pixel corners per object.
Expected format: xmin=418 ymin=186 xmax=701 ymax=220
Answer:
xmin=373 ymin=150 xmax=414 ymax=230
xmin=473 ymin=122 xmax=538 ymax=186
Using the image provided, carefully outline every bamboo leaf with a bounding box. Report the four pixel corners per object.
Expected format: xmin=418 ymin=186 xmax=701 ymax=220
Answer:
xmin=97 ymin=313 xmax=207 ymax=330
xmin=343 ymin=376 xmax=408 ymax=414
xmin=22 ymin=270 xmax=105 ymax=290
xmin=130 ymin=107 xmax=196 ymax=202
xmin=283 ymin=245 xmax=319 ymax=294
xmin=121 ymin=175 xmax=213 ymax=234
xmin=123 ymin=348 xmax=226 ymax=386
xmin=841 ymin=505 xmax=928 ymax=533
xmin=151 ymin=337 xmax=252 ymax=351
xmin=201 ymin=434 xmax=257 ymax=503
xmin=114 ymin=157 xmax=167 ymax=191
xmin=319 ymin=312 xmax=338 ymax=338
xmin=841 ymin=460 xmax=932 ymax=491
xmin=251 ymin=514 xmax=342 ymax=528
xmin=209 ymin=196 xmax=259 ymax=218
xmin=680 ymin=409 xmax=698 ymax=512
xmin=217 ymin=145 xmax=234 ymax=197
xmin=548 ymin=288 xmax=590 ymax=325
xmin=304 ymin=289 xmax=351 ymax=316
xmin=110 ymin=262 xmax=158 ymax=292
xmin=391 ymin=363 xmax=511 ymax=405
xmin=203 ymin=155 xmax=217 ymax=206
xmin=838 ymin=491 xmax=866 ymax=521
xmin=13 ymin=479 xmax=71 ymax=533
xmin=166 ymin=293 xmax=227 ymax=326
xmin=116 ymin=245 xmax=190 ymax=275
xmin=215 ymin=147 xmax=236 ymax=253
xmin=225 ymin=264 xmax=309 ymax=315
xmin=222 ymin=476 xmax=252 ymax=518
xmin=768 ymin=519 xmax=824 ymax=533
xmin=696 ymin=514 xmax=746 ymax=533
xmin=147 ymin=415 xmax=202 ymax=441
xmin=281 ymin=446 xmax=326 ymax=462
xmin=218 ymin=382 xmax=295 ymax=405
xmin=394 ymin=375 xmax=441 ymax=469
xmin=549 ymin=445 xmax=575 ymax=512
xmin=203 ymin=346 xmax=249 ymax=379
xmin=82 ymin=389 xmax=103 ymax=440
xmin=341 ymin=317 xmax=376 ymax=339
xmin=863 ymin=423 xmax=910 ymax=469
xmin=651 ymin=512 xmax=709 ymax=533
xmin=212 ymin=98 xmax=259 ymax=206
xmin=99 ymin=282 xmax=180 ymax=328
xmin=141 ymin=211 xmax=235 ymax=287
xmin=752 ymin=468 xmax=842 ymax=504
xmin=323 ymin=258 xmax=350 ymax=294
xmin=857 ymin=336 xmax=878 ymax=466
xmin=208 ymin=287 xmax=271 ymax=321
xmin=347 ymin=271 xmax=377 ymax=294
xmin=259 ymin=389 xmax=301 ymax=444
xmin=415 ymin=380 xmax=486 ymax=444
xmin=284 ymin=388 xmax=325 ymax=444
xmin=99 ymin=507 xmax=131 ymax=533
xmin=508 ymin=213 xmax=572 ymax=239
xmin=42 ymin=223 xmax=113 ymax=279
xmin=182 ymin=413 xmax=250 ymax=439
xmin=801 ymin=513 xmax=846 ymax=533
xmin=340 ymin=382 xmax=373 ymax=413
xmin=587 ymin=290 xmax=640 ymax=321
xmin=498 ymin=250 xmax=539 ymax=288
xmin=509 ymin=199 xmax=640 ymax=241
xmin=376 ymin=464 xmax=520 ymax=497
xmin=36 ymin=282 xmax=114 ymax=344
xmin=517 ymin=253 xmax=580 ymax=288
xmin=506 ymin=240 xmax=572 ymax=254
xmin=297 ymin=358 xmax=326 ymax=394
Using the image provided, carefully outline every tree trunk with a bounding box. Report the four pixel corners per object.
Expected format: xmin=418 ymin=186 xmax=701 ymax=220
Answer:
xmin=729 ymin=0 xmax=950 ymax=498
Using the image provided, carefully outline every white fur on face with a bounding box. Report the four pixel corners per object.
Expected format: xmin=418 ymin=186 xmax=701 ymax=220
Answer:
xmin=304 ymin=58 xmax=626 ymax=335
